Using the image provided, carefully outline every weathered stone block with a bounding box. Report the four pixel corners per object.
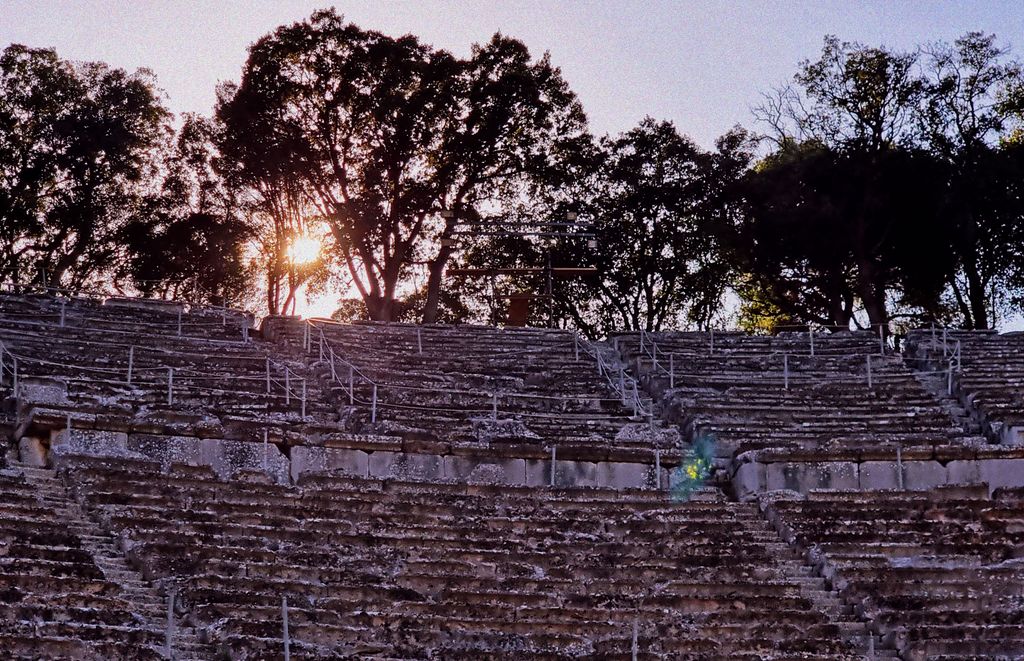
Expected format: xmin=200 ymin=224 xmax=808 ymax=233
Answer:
xmin=369 ymin=451 xmax=443 ymax=481
xmin=1002 ymin=425 xmax=1024 ymax=446
xmin=733 ymin=462 xmax=767 ymax=500
xmin=979 ymin=458 xmax=1024 ymax=491
xmin=16 ymin=377 xmax=67 ymax=405
xmin=444 ymin=456 xmax=526 ymax=486
xmin=597 ymin=461 xmax=649 ymax=490
xmin=553 ymin=460 xmax=599 ymax=488
xmin=947 ymin=459 xmax=981 ymax=485
xmin=859 ymin=461 xmax=900 ymax=491
xmin=127 ymin=434 xmax=202 ymax=468
xmin=903 ymin=460 xmax=947 ymax=491
xmin=18 ymin=436 xmax=47 ymax=467
xmin=766 ymin=461 xmax=858 ymax=493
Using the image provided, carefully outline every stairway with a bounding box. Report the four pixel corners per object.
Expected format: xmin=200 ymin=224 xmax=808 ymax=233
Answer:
xmin=757 ymin=512 xmax=900 ymax=660
xmin=10 ymin=461 xmax=216 ymax=660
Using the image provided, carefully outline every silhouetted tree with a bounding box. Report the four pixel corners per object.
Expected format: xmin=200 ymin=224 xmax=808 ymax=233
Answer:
xmin=0 ymin=44 xmax=169 ymax=289
xmin=123 ymin=115 xmax=254 ymax=305
xmin=218 ymin=9 xmax=588 ymax=322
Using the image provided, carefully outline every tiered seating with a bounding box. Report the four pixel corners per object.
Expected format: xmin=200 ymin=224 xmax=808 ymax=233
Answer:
xmin=906 ymin=328 xmax=1024 ymax=444
xmin=0 ymin=467 xmax=162 ymax=659
xmin=618 ymin=331 xmax=979 ymax=459
xmin=0 ymin=293 xmax=330 ymax=450
xmin=300 ymin=320 xmax=660 ymax=451
xmin=64 ymin=454 xmax=859 ymax=659
xmin=763 ymin=485 xmax=1024 ymax=659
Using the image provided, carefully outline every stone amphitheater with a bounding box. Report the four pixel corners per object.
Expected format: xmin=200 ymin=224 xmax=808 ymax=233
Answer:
xmin=2 ymin=291 xmax=1024 ymax=660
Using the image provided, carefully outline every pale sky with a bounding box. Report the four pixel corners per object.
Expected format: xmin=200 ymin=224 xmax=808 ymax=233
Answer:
xmin=2 ymin=1 xmax=1022 ymax=321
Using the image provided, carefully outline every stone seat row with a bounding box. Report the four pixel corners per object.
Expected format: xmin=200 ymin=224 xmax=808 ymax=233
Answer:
xmin=59 ymin=456 xmax=856 ymax=659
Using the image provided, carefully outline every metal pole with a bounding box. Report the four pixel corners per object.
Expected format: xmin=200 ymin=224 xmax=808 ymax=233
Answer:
xmin=878 ymin=324 xmax=885 ymax=355
xmin=66 ymin=413 xmax=71 ymax=439
xmin=669 ymin=354 xmax=674 ymax=389
xmin=319 ymin=334 xmax=324 ymax=363
xmin=0 ymin=344 xmax=5 ymax=386
xmin=710 ymin=328 xmax=714 ymax=354
xmin=282 ymin=596 xmax=290 ymax=661
xmin=654 ymin=449 xmax=661 ymax=490
xmin=942 ymin=327 xmax=948 ymax=357
xmin=492 ymin=392 xmax=498 ymax=420
xmin=550 ymin=446 xmax=556 ymax=487
xmin=417 ymin=328 xmax=422 ymax=355
xmin=896 ymin=446 xmax=904 ymax=490
xmin=177 ymin=310 xmax=182 ymax=336
xmin=167 ymin=368 xmax=173 ymax=405
xmin=631 ymin=620 xmax=639 ymax=661
xmin=301 ymin=379 xmax=306 ymax=418
xmin=263 ymin=429 xmax=269 ymax=470
xmin=266 ymin=358 xmax=271 ymax=394
xmin=652 ymin=341 xmax=658 ymax=371
xmin=947 ymin=367 xmax=953 ymax=396
xmin=867 ymin=355 xmax=872 ymax=389
xmin=128 ymin=346 xmax=134 ymax=385
xmin=783 ymin=354 xmax=789 ymax=390
xmin=348 ymin=367 xmax=354 ymax=405
xmin=165 ymin=588 xmax=175 ymax=658
xmin=639 ymin=330 xmax=645 ymax=353
xmin=809 ymin=329 xmax=814 ymax=357
xmin=285 ymin=368 xmax=290 ymax=405
xmin=11 ymin=357 xmax=16 ymax=396
xmin=60 ymin=300 xmax=65 ymax=327
xmin=619 ymin=369 xmax=626 ymax=404
xmin=371 ymin=384 xmax=378 ymax=423
xmin=330 ymin=350 xmax=336 ymax=381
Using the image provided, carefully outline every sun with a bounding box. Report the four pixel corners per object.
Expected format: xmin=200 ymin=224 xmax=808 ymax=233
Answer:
xmin=287 ymin=235 xmax=321 ymax=265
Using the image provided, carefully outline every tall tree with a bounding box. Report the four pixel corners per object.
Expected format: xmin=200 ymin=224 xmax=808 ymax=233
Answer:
xmin=921 ymin=32 xmax=1024 ymax=328
xmin=0 ymin=44 xmax=169 ymax=289
xmin=217 ymin=9 xmax=588 ymax=322
xmin=123 ymin=115 xmax=254 ymax=305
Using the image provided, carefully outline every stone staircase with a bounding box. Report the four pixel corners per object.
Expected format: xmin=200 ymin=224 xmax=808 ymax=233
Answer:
xmin=757 ymin=510 xmax=900 ymax=660
xmin=10 ymin=460 xmax=215 ymax=660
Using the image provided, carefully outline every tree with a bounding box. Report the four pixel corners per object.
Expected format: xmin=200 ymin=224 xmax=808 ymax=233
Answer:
xmin=728 ymin=142 xmax=954 ymax=329
xmin=123 ymin=115 xmax=254 ymax=305
xmin=217 ymin=9 xmax=588 ymax=322
xmin=0 ymin=44 xmax=169 ymax=289
xmin=747 ymin=36 xmax=936 ymax=329
xmin=921 ymin=32 xmax=1024 ymax=328
xmin=553 ymin=119 xmax=743 ymax=335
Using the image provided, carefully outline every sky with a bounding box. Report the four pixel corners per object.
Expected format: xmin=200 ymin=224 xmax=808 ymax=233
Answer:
xmin=2 ymin=0 xmax=1022 ymax=320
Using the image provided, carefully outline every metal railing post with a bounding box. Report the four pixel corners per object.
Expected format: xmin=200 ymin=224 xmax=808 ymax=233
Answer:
xmin=654 ymin=449 xmax=661 ymax=490
xmin=492 ymin=392 xmax=498 ymax=420
xmin=371 ymin=384 xmax=378 ymax=423
xmin=348 ymin=367 xmax=354 ymax=404
xmin=549 ymin=446 xmax=556 ymax=487
xmin=783 ymin=354 xmax=789 ymax=390
xmin=669 ymin=354 xmax=674 ymax=389
xmin=947 ymin=367 xmax=953 ymax=395
xmin=652 ymin=341 xmax=658 ymax=371
xmin=319 ymin=334 xmax=324 ymax=363
xmin=266 ymin=358 xmax=271 ymax=394
xmin=809 ymin=329 xmax=815 ymax=357
xmin=11 ymin=357 xmax=16 ymax=396
xmin=896 ymin=446 xmax=904 ymax=490
xmin=866 ymin=355 xmax=872 ymax=389
xmin=285 ymin=367 xmax=290 ymax=405
xmin=165 ymin=588 xmax=175 ymax=659
xmin=167 ymin=368 xmax=173 ymax=405
xmin=417 ymin=328 xmax=422 ymax=355
xmin=263 ymin=429 xmax=269 ymax=470
xmin=127 ymin=346 xmax=134 ymax=385
xmin=282 ymin=596 xmax=290 ymax=661
xmin=942 ymin=327 xmax=948 ymax=357
xmin=1 ymin=343 xmax=5 ymax=386
xmin=329 ymin=348 xmax=337 ymax=381
xmin=177 ymin=310 xmax=182 ymax=336
xmin=878 ymin=323 xmax=885 ymax=355
xmin=301 ymin=379 xmax=307 ymax=418
xmin=59 ymin=300 xmax=66 ymax=327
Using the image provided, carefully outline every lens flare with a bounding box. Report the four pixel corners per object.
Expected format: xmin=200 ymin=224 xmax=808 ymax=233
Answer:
xmin=287 ymin=236 xmax=321 ymax=264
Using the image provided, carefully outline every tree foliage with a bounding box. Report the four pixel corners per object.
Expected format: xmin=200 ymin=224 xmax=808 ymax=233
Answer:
xmin=218 ymin=9 xmax=588 ymax=322
xmin=0 ymin=44 xmax=169 ymax=289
